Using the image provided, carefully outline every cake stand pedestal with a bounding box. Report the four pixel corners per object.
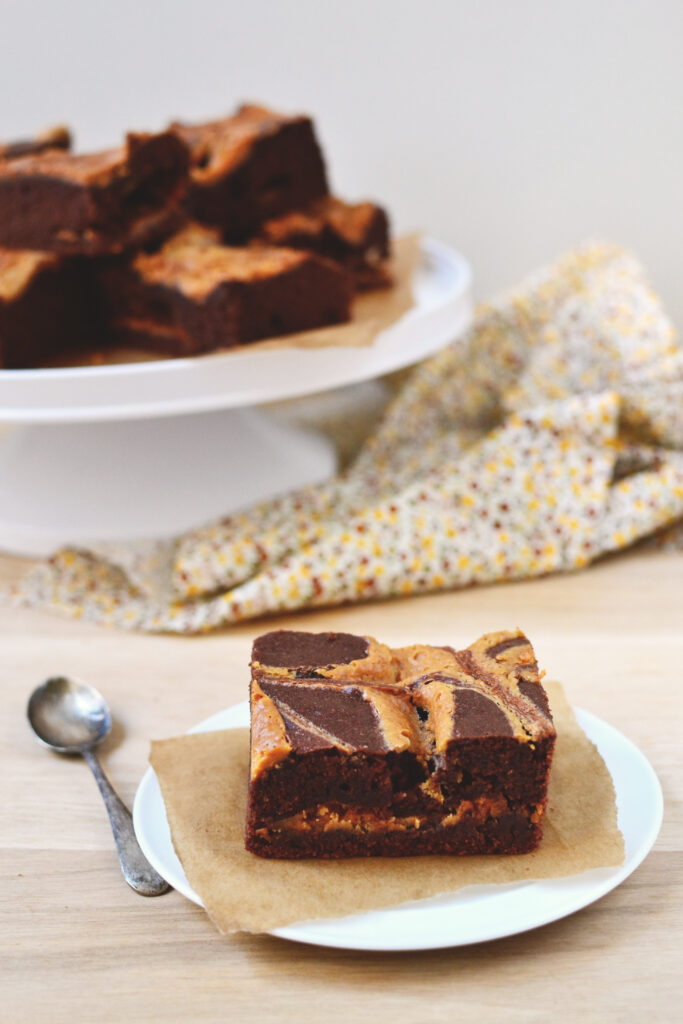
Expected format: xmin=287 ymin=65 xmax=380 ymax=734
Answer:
xmin=0 ymin=410 xmax=336 ymax=555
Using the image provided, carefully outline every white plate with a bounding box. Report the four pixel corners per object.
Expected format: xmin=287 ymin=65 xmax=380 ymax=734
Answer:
xmin=133 ymin=702 xmax=662 ymax=952
xmin=0 ymin=237 xmax=471 ymax=424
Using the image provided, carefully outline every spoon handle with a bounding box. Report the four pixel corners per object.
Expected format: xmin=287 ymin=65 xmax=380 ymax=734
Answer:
xmin=82 ymin=749 xmax=170 ymax=897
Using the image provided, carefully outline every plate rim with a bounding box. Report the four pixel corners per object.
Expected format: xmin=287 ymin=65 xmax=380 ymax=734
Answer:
xmin=133 ymin=701 xmax=663 ymax=952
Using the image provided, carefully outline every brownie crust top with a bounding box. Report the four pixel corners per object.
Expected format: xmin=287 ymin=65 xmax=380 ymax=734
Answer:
xmin=0 ymin=146 xmax=117 ymax=184
xmin=0 ymin=133 xmax=168 ymax=186
xmin=131 ymin=238 xmax=310 ymax=300
xmin=171 ymin=104 xmax=325 ymax=184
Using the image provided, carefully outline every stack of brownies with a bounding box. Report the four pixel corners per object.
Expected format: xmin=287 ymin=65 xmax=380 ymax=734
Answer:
xmin=0 ymin=106 xmax=391 ymax=368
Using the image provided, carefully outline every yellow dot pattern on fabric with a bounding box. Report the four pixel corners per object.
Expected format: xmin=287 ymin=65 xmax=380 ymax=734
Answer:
xmin=14 ymin=241 xmax=683 ymax=632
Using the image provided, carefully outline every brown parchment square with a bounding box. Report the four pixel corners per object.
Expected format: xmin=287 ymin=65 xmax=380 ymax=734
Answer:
xmin=149 ymin=681 xmax=624 ymax=934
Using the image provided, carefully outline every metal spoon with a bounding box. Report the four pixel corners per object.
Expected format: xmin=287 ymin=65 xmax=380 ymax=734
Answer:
xmin=27 ymin=676 xmax=170 ymax=897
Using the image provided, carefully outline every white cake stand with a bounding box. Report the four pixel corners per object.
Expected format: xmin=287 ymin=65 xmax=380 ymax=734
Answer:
xmin=0 ymin=238 xmax=472 ymax=554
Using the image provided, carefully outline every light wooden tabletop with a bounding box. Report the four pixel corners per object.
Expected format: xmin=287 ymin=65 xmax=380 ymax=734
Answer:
xmin=2 ymin=548 xmax=681 ymax=1024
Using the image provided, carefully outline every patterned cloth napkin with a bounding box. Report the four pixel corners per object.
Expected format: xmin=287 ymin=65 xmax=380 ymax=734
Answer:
xmin=15 ymin=242 xmax=683 ymax=633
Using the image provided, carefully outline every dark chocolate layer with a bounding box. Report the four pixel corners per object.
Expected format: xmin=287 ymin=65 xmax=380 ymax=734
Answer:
xmin=259 ymin=679 xmax=387 ymax=753
xmin=253 ymin=630 xmax=369 ymax=670
xmin=485 ymin=635 xmax=528 ymax=658
xmin=449 ymin=685 xmax=515 ymax=739
xmin=517 ymin=677 xmax=551 ymax=717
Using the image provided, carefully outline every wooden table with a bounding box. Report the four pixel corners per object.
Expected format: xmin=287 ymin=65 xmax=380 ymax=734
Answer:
xmin=2 ymin=549 xmax=681 ymax=1023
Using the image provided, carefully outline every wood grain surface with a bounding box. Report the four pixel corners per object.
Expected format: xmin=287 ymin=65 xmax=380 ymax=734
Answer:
xmin=1 ymin=548 xmax=681 ymax=1023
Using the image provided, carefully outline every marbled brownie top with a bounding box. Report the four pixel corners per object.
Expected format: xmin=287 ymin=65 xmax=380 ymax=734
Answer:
xmin=0 ymin=131 xmax=184 ymax=187
xmin=249 ymin=630 xmax=555 ymax=778
xmin=131 ymin=239 xmax=311 ymax=300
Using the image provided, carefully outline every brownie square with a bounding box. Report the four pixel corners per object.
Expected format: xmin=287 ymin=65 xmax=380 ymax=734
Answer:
xmin=246 ymin=629 xmax=556 ymax=859
xmin=0 ymin=248 xmax=98 ymax=368
xmin=0 ymin=131 xmax=189 ymax=255
xmin=258 ymin=196 xmax=392 ymax=290
xmin=170 ymin=104 xmax=329 ymax=242
xmin=100 ymin=227 xmax=352 ymax=356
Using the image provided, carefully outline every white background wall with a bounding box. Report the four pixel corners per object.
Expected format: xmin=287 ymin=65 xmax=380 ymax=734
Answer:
xmin=1 ymin=0 xmax=681 ymax=322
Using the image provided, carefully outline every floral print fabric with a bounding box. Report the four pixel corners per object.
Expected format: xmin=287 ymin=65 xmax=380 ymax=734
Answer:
xmin=16 ymin=242 xmax=683 ymax=632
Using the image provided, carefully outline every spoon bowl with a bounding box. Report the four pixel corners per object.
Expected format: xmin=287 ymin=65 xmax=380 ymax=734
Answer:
xmin=27 ymin=676 xmax=112 ymax=753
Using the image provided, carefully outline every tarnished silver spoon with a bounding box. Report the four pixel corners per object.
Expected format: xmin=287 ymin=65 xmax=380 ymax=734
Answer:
xmin=27 ymin=676 xmax=170 ymax=897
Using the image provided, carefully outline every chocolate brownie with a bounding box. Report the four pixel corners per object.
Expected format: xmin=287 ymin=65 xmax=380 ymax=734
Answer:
xmin=0 ymin=125 xmax=71 ymax=160
xmin=101 ymin=229 xmax=352 ymax=356
xmin=246 ymin=629 xmax=556 ymax=859
xmin=170 ymin=104 xmax=328 ymax=242
xmin=0 ymin=249 xmax=98 ymax=368
xmin=259 ymin=196 xmax=392 ymax=290
xmin=0 ymin=131 xmax=189 ymax=255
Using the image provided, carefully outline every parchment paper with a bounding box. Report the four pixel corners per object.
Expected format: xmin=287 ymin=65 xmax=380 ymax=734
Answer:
xmin=46 ymin=235 xmax=420 ymax=368
xmin=149 ymin=682 xmax=624 ymax=934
